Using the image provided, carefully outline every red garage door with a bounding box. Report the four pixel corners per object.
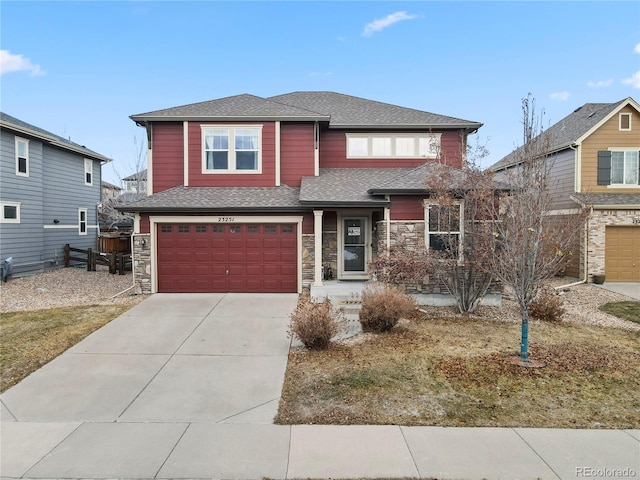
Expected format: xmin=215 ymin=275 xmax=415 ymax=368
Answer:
xmin=157 ymin=223 xmax=297 ymax=293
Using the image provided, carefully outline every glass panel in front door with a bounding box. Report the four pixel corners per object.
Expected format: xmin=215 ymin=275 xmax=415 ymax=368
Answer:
xmin=343 ymin=218 xmax=366 ymax=272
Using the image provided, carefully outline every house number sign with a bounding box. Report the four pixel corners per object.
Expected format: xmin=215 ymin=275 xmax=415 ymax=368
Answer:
xmin=632 ymin=218 xmax=640 ymax=225
xmin=217 ymin=217 xmax=235 ymax=223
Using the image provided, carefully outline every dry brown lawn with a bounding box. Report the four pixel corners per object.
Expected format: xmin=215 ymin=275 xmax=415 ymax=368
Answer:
xmin=276 ymin=312 xmax=640 ymax=428
xmin=0 ymin=304 xmax=132 ymax=392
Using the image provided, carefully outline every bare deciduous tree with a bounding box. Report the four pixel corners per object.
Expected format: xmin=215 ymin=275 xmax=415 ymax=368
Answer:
xmin=489 ymin=95 xmax=589 ymax=364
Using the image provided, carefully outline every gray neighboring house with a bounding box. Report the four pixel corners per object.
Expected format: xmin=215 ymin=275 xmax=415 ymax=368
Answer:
xmin=0 ymin=112 xmax=112 ymax=277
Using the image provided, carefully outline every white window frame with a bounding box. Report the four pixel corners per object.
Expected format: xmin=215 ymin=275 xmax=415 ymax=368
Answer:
xmin=346 ymin=133 xmax=441 ymax=159
xmin=78 ymin=208 xmax=88 ymax=235
xmin=424 ymin=201 xmax=463 ymax=259
xmin=15 ymin=137 xmax=29 ymax=177
xmin=0 ymin=201 xmax=21 ymax=223
xmin=84 ymin=159 xmax=93 ymax=186
xmin=609 ymin=148 xmax=639 ymax=186
xmin=619 ymin=113 xmax=632 ymax=131
xmin=201 ymin=125 xmax=263 ymax=174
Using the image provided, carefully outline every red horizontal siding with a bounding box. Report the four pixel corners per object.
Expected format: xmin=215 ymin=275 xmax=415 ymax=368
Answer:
xmin=152 ymin=123 xmax=185 ymax=193
xmin=187 ymin=121 xmax=276 ymax=187
xmin=319 ymin=128 xmax=465 ymax=169
xmin=390 ymin=195 xmax=425 ymax=221
xmin=140 ymin=214 xmax=150 ymax=234
xmin=280 ymin=123 xmax=315 ymax=187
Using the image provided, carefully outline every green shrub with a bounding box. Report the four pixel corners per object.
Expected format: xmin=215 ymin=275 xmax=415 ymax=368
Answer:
xmin=529 ymin=285 xmax=565 ymax=322
xmin=359 ymin=283 xmax=417 ymax=333
xmin=289 ymin=296 xmax=343 ymax=349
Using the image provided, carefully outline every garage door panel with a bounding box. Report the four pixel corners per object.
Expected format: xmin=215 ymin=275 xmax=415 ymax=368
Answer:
xmin=605 ymin=226 xmax=640 ymax=282
xmin=157 ymin=222 xmax=297 ymax=293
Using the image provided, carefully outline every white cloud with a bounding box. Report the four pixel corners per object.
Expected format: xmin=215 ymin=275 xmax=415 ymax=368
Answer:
xmin=362 ymin=11 xmax=418 ymax=37
xmin=550 ymin=91 xmax=570 ymax=101
xmin=0 ymin=50 xmax=44 ymax=76
xmin=587 ymin=78 xmax=613 ymax=88
xmin=634 ymin=43 xmax=640 ymax=54
xmin=622 ymin=71 xmax=640 ymax=88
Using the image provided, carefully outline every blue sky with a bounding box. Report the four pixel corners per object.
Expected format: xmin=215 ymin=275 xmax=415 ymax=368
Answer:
xmin=2 ymin=1 xmax=639 ymax=184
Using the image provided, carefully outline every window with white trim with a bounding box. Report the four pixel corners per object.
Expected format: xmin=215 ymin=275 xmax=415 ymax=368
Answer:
xmin=202 ymin=126 xmax=262 ymax=173
xmin=425 ymin=203 xmax=462 ymax=258
xmin=15 ymin=137 xmax=29 ymax=176
xmin=84 ymin=159 xmax=93 ymax=185
xmin=347 ymin=133 xmax=441 ymax=159
xmin=611 ymin=150 xmax=639 ymax=185
xmin=79 ymin=208 xmax=87 ymax=235
xmin=619 ymin=113 xmax=632 ymax=131
xmin=1 ymin=202 xmax=21 ymax=223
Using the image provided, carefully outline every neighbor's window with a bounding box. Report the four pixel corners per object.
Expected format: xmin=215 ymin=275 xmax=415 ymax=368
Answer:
xmin=426 ymin=203 xmax=462 ymax=258
xmin=611 ymin=150 xmax=639 ymax=185
xmin=0 ymin=202 xmax=21 ymax=223
xmin=15 ymin=137 xmax=29 ymax=176
xmin=346 ymin=134 xmax=441 ymax=159
xmin=78 ymin=208 xmax=87 ymax=235
xmin=202 ymin=126 xmax=262 ymax=173
xmin=619 ymin=113 xmax=632 ymax=131
xmin=84 ymin=159 xmax=93 ymax=185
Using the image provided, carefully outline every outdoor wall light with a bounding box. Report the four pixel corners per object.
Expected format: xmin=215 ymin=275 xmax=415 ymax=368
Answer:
xmin=140 ymin=238 xmax=146 ymax=246
xmin=53 ymin=219 xmax=60 ymax=224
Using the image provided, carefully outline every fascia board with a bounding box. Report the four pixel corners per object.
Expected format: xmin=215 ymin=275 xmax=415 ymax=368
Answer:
xmin=130 ymin=114 xmax=330 ymax=123
xmin=1 ymin=120 xmax=112 ymax=163
xmin=329 ymin=123 xmax=483 ymax=130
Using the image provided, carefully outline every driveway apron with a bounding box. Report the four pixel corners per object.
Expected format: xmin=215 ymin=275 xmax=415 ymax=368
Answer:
xmin=1 ymin=293 xmax=298 ymax=479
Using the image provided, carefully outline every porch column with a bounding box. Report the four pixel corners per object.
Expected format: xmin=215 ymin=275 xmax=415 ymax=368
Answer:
xmin=313 ymin=209 xmax=324 ymax=287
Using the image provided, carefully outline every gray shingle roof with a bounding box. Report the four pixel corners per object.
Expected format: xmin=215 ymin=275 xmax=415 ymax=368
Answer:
xmin=131 ymin=91 xmax=482 ymax=130
xmin=489 ymin=98 xmax=634 ymax=171
xmin=269 ymin=91 xmax=482 ymax=129
xmin=572 ymin=193 xmax=640 ymax=208
xmin=123 ymin=169 xmax=147 ymax=182
xmin=118 ymin=185 xmax=302 ymax=212
xmin=299 ymin=168 xmax=411 ymax=206
xmin=0 ymin=112 xmax=112 ymax=162
xmin=130 ymin=94 xmax=328 ymax=122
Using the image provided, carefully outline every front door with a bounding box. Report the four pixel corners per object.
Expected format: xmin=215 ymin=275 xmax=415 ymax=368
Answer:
xmin=342 ymin=217 xmax=367 ymax=276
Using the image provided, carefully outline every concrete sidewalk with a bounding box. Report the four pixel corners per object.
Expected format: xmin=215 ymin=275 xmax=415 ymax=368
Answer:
xmin=1 ymin=293 xmax=639 ymax=479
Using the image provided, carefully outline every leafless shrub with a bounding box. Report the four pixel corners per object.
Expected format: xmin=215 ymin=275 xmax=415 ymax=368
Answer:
xmin=289 ymin=296 xmax=343 ymax=349
xmin=359 ymin=283 xmax=417 ymax=333
xmin=529 ymin=285 xmax=565 ymax=322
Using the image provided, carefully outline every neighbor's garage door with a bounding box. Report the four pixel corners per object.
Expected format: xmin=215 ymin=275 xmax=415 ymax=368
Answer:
xmin=605 ymin=226 xmax=640 ymax=282
xmin=157 ymin=223 xmax=297 ymax=293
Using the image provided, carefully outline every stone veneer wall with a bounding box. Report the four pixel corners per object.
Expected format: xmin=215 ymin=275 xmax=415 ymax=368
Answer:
xmin=302 ymin=234 xmax=314 ymax=286
xmin=375 ymin=220 xmax=501 ymax=296
xmin=132 ymin=234 xmax=151 ymax=294
xmin=322 ymin=231 xmax=338 ymax=279
xmin=587 ymin=209 xmax=639 ymax=278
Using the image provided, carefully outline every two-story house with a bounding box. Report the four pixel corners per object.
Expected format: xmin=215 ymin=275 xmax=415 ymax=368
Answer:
xmin=121 ymin=92 xmax=482 ymax=294
xmin=0 ymin=112 xmax=111 ymax=277
xmin=489 ymin=97 xmax=640 ymax=282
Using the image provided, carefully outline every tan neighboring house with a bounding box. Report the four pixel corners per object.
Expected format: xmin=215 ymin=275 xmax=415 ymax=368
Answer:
xmin=490 ymin=97 xmax=640 ymax=282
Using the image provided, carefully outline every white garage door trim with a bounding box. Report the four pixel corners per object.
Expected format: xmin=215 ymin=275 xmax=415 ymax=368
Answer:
xmin=149 ymin=215 xmax=304 ymax=294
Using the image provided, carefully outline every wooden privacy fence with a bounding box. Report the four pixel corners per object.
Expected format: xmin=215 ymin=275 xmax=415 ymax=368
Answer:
xmin=64 ymin=244 xmax=131 ymax=275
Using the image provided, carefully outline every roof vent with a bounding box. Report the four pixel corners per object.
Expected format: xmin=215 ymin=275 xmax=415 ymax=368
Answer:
xmin=588 ymin=112 xmax=595 ymax=118
xmin=573 ymin=106 xmax=583 ymax=112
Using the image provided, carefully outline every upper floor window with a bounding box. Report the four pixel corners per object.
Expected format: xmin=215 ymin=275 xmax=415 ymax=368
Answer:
xmin=202 ymin=126 xmax=262 ymax=173
xmin=84 ymin=159 xmax=93 ymax=185
xmin=1 ymin=201 xmax=21 ymax=223
xmin=347 ymin=134 xmax=441 ymax=159
xmin=79 ymin=208 xmax=87 ymax=235
xmin=425 ymin=202 xmax=462 ymax=258
xmin=15 ymin=137 xmax=29 ymax=177
xmin=619 ymin=113 xmax=632 ymax=131
xmin=598 ymin=149 xmax=640 ymax=186
xmin=611 ymin=150 xmax=639 ymax=185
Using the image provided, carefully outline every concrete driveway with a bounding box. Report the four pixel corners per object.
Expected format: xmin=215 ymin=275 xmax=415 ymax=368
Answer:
xmin=1 ymin=293 xmax=298 ymax=478
xmin=595 ymin=282 xmax=640 ymax=301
